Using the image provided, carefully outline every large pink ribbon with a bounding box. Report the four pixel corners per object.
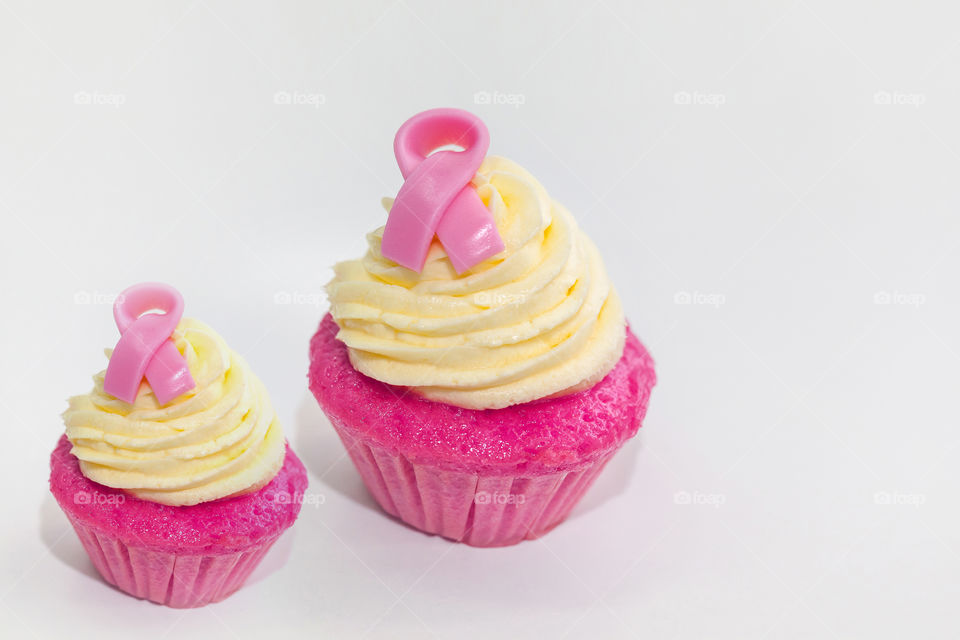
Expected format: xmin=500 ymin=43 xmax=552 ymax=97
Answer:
xmin=381 ymin=108 xmax=505 ymax=274
xmin=103 ymin=282 xmax=195 ymax=404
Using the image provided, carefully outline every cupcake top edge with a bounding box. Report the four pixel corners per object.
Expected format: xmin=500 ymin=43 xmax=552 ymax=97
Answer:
xmin=326 ymin=109 xmax=627 ymax=410
xmin=63 ymin=283 xmax=286 ymax=507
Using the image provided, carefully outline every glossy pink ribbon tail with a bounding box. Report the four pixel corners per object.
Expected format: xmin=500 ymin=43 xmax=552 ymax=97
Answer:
xmin=381 ymin=108 xmax=505 ymax=274
xmin=103 ymin=283 xmax=195 ymax=405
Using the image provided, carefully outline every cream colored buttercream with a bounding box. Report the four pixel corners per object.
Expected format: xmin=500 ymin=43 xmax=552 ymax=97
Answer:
xmin=63 ymin=318 xmax=286 ymax=506
xmin=326 ymin=156 xmax=626 ymax=410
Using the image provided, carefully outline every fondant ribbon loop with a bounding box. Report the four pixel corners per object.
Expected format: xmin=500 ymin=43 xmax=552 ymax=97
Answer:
xmin=103 ymin=282 xmax=195 ymax=404
xmin=381 ymin=108 xmax=505 ymax=274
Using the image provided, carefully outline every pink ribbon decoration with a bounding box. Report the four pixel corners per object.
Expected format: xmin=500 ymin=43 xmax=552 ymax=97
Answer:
xmin=103 ymin=282 xmax=195 ymax=404
xmin=381 ymin=108 xmax=505 ymax=274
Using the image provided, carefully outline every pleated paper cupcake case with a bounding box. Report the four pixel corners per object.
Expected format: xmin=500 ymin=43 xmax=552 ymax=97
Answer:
xmin=333 ymin=416 xmax=616 ymax=547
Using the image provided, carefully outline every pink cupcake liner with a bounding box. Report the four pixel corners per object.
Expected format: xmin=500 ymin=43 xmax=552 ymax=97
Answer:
xmin=67 ymin=517 xmax=279 ymax=607
xmin=50 ymin=435 xmax=308 ymax=607
xmin=333 ymin=415 xmax=617 ymax=546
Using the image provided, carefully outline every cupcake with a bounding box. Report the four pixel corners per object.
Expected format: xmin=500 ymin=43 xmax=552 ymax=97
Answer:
xmin=50 ymin=283 xmax=307 ymax=607
xmin=309 ymin=108 xmax=655 ymax=547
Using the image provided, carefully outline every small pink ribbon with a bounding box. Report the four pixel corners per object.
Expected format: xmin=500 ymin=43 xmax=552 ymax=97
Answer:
xmin=103 ymin=282 xmax=195 ymax=404
xmin=381 ymin=108 xmax=505 ymax=274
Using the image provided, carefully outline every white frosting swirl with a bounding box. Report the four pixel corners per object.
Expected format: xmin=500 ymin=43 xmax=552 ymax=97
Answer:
xmin=63 ymin=318 xmax=286 ymax=506
xmin=326 ymin=156 xmax=625 ymax=410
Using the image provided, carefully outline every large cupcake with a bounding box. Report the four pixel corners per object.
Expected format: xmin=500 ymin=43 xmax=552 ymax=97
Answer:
xmin=309 ymin=109 xmax=655 ymax=547
xmin=50 ymin=283 xmax=308 ymax=607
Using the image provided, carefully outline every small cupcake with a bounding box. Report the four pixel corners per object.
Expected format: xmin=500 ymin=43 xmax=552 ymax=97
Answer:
xmin=50 ymin=283 xmax=307 ymax=607
xmin=309 ymin=108 xmax=655 ymax=547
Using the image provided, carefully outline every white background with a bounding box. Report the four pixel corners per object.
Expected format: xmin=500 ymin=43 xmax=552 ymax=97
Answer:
xmin=2 ymin=1 xmax=958 ymax=638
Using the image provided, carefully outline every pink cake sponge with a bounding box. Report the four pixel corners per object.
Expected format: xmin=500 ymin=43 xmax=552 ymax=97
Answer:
xmin=308 ymin=313 xmax=656 ymax=547
xmin=49 ymin=435 xmax=308 ymax=607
